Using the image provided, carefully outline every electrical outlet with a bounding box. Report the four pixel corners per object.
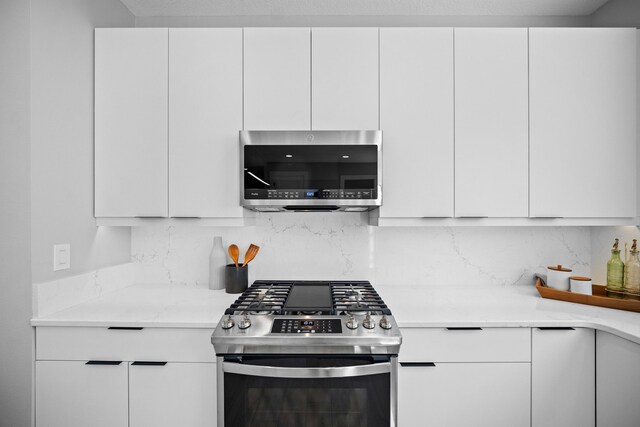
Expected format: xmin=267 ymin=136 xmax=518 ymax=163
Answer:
xmin=53 ymin=244 xmax=70 ymax=271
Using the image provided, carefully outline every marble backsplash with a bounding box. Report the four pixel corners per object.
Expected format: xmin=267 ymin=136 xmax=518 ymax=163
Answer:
xmin=132 ymin=213 xmax=591 ymax=287
xmin=33 ymin=262 xmax=134 ymax=317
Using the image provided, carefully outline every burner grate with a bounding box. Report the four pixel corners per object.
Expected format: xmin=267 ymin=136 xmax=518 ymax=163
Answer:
xmin=224 ymin=280 xmax=391 ymax=316
xmin=331 ymin=281 xmax=391 ymax=315
xmin=224 ymin=282 xmax=292 ymax=315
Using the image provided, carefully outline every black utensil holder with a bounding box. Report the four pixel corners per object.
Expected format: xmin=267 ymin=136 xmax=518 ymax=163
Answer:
xmin=225 ymin=264 xmax=248 ymax=294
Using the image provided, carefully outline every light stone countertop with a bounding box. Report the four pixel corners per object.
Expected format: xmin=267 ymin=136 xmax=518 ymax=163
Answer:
xmin=31 ymin=283 xmax=640 ymax=344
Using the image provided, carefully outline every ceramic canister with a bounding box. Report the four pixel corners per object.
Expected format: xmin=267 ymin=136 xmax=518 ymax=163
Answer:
xmin=570 ymin=276 xmax=592 ymax=295
xmin=547 ymin=265 xmax=572 ymax=291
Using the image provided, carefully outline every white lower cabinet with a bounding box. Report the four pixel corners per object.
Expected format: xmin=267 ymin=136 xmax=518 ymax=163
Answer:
xmin=596 ymin=331 xmax=640 ymax=427
xmin=398 ymin=327 xmax=531 ymax=427
xmin=129 ymin=362 xmax=216 ymax=427
xmin=531 ymin=327 xmax=595 ymax=427
xmin=35 ymin=327 xmax=218 ymax=427
xmin=36 ymin=360 xmax=129 ymax=427
xmin=399 ymin=362 xmax=530 ymax=427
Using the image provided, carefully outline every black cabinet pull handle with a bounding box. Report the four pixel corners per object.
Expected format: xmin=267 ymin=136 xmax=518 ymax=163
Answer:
xmin=131 ymin=361 xmax=168 ymax=366
xmin=108 ymin=327 xmax=144 ymax=330
xmin=446 ymin=327 xmax=483 ymax=331
xmin=537 ymin=327 xmax=575 ymax=331
xmin=400 ymin=362 xmax=436 ymax=367
xmin=86 ymin=360 xmax=122 ymax=365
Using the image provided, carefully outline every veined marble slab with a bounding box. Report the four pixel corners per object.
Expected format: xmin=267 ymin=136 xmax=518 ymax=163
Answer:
xmin=33 ymin=262 xmax=134 ymax=318
xmin=131 ymin=214 xmax=591 ymax=287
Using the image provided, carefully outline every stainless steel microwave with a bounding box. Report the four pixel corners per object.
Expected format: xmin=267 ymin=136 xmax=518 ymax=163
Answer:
xmin=240 ymin=130 xmax=382 ymax=212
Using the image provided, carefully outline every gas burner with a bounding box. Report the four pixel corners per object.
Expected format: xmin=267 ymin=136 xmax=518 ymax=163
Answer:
xmin=340 ymin=304 xmax=370 ymax=316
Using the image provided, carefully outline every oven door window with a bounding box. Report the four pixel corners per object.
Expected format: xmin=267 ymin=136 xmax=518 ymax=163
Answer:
xmin=223 ymin=358 xmax=391 ymax=427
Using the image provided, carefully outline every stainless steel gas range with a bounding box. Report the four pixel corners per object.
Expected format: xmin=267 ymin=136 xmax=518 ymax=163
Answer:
xmin=211 ymin=280 xmax=402 ymax=427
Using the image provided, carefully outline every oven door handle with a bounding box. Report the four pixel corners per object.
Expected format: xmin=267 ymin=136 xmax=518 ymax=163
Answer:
xmin=222 ymin=361 xmax=391 ymax=379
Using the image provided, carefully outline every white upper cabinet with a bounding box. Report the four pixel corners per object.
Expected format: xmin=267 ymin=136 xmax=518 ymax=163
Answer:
xmin=244 ymin=28 xmax=311 ymax=130
xmin=379 ymin=28 xmax=454 ymax=218
xmin=454 ymin=28 xmax=529 ymax=217
xmin=168 ymin=28 xmax=243 ymax=218
xmin=312 ymin=28 xmax=379 ymax=130
xmin=95 ymin=28 xmax=168 ymax=217
xmin=530 ymin=28 xmax=636 ymax=218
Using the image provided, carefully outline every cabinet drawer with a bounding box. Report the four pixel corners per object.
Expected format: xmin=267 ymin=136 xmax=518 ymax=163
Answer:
xmin=399 ymin=327 xmax=531 ymax=362
xmin=36 ymin=327 xmax=215 ymax=362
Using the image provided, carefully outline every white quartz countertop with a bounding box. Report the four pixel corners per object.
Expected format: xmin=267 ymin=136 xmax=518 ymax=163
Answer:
xmin=31 ymin=284 xmax=239 ymax=328
xmin=31 ymin=283 xmax=640 ymax=344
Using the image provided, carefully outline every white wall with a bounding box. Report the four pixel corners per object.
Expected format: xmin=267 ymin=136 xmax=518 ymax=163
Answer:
xmin=30 ymin=0 xmax=134 ymax=283
xmin=591 ymin=0 xmax=640 ymax=26
xmin=0 ymin=1 xmax=32 ymax=425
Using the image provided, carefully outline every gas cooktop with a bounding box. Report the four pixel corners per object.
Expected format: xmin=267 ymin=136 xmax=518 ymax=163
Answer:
xmin=211 ymin=280 xmax=401 ymax=355
xmin=223 ymin=280 xmax=392 ymax=316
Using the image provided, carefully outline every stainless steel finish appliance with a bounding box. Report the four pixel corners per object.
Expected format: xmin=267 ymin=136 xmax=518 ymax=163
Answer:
xmin=212 ymin=280 xmax=401 ymax=427
xmin=240 ymin=131 xmax=382 ymax=212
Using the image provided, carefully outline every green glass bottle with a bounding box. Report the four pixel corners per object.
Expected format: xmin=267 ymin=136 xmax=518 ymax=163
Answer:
xmin=624 ymin=239 xmax=640 ymax=296
xmin=607 ymin=238 xmax=624 ymax=294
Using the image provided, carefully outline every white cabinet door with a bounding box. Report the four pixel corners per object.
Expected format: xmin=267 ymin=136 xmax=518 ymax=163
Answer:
xmin=379 ymin=28 xmax=454 ymax=218
xmin=399 ymin=362 xmax=530 ymax=427
xmin=244 ymin=28 xmax=311 ymax=130
xmin=95 ymin=28 xmax=168 ymax=217
xmin=36 ymin=361 xmax=128 ymax=427
xmin=530 ymin=28 xmax=636 ymax=218
xmin=532 ymin=328 xmax=595 ymax=427
xmin=596 ymin=331 xmax=640 ymax=427
xmin=168 ymin=28 xmax=243 ymax=218
xmin=312 ymin=28 xmax=378 ymax=130
xmin=129 ymin=362 xmax=216 ymax=427
xmin=454 ymin=28 xmax=529 ymax=217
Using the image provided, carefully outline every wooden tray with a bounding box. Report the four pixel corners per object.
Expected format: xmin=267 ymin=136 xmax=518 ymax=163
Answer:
xmin=535 ymin=278 xmax=640 ymax=313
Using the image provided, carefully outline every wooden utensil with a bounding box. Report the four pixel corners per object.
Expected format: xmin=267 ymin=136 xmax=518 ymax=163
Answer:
xmin=228 ymin=244 xmax=240 ymax=268
xmin=242 ymin=244 xmax=260 ymax=267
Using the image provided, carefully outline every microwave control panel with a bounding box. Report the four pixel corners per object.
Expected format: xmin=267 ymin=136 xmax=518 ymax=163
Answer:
xmin=245 ymin=189 xmax=377 ymax=200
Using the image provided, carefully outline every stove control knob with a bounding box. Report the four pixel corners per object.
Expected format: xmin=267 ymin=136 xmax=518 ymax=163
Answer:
xmin=221 ymin=315 xmax=235 ymax=329
xmin=238 ymin=315 xmax=251 ymax=330
xmin=363 ymin=314 xmax=375 ymax=329
xmin=379 ymin=315 xmax=392 ymax=330
xmin=346 ymin=315 xmax=359 ymax=330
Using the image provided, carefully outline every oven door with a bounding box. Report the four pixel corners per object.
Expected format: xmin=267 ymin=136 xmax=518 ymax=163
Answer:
xmin=218 ymin=355 xmax=397 ymax=427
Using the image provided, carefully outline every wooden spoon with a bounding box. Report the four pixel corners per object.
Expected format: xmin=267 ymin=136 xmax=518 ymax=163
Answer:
xmin=228 ymin=244 xmax=240 ymax=268
xmin=242 ymin=244 xmax=260 ymax=268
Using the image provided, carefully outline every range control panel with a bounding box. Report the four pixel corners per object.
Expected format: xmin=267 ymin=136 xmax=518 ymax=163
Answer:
xmin=271 ymin=319 xmax=343 ymax=334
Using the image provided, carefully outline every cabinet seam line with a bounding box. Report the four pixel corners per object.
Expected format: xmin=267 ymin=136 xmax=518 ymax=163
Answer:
xmin=167 ymin=29 xmax=170 ymax=217
xmin=310 ymin=27 xmax=313 ymax=130
xmin=242 ymin=28 xmax=245 ymax=131
xmin=527 ymin=28 xmax=531 ymax=218
xmin=453 ymin=28 xmax=456 ymax=217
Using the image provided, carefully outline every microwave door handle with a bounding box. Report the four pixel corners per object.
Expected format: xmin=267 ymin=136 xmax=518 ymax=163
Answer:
xmin=222 ymin=361 xmax=391 ymax=379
